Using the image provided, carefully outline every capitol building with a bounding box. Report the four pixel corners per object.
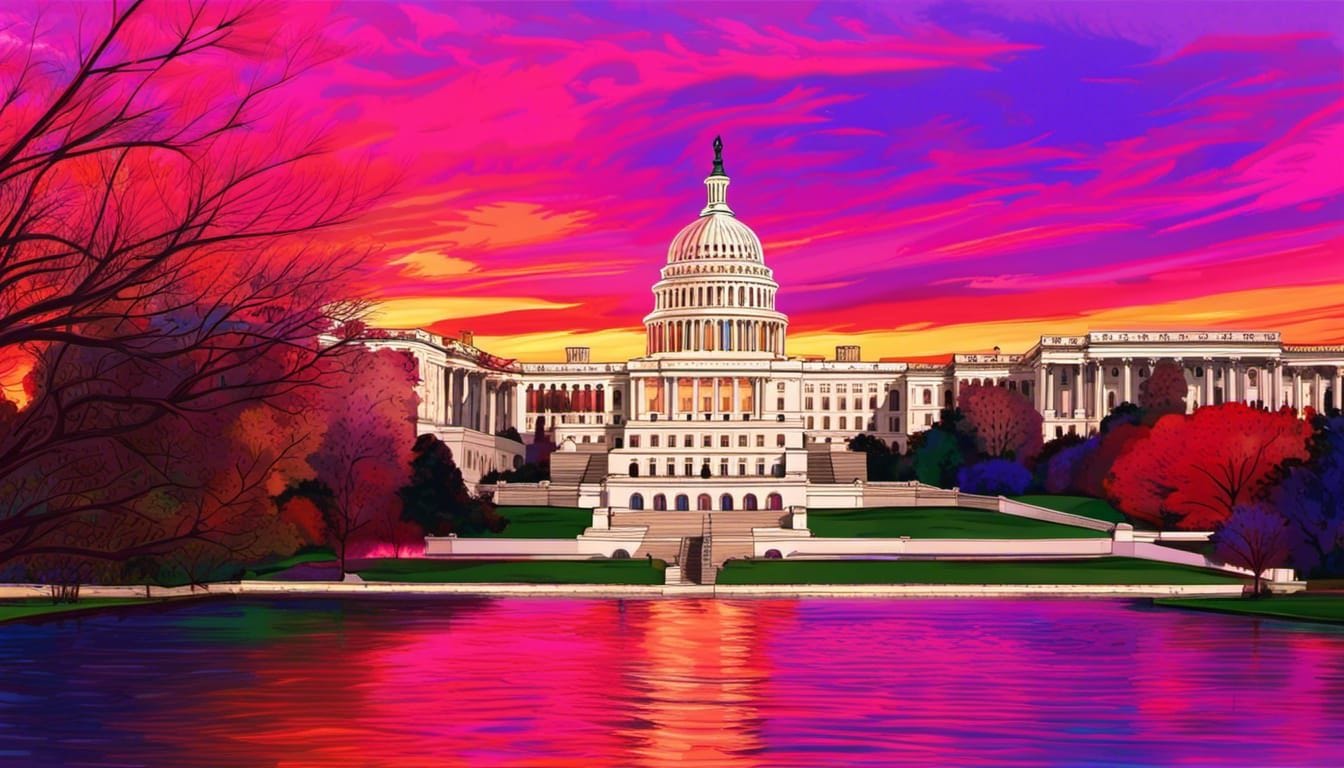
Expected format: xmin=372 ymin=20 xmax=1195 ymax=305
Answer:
xmin=360 ymin=139 xmax=1343 ymax=514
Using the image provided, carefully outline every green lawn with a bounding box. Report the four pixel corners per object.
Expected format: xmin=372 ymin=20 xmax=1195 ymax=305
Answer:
xmin=0 ymin=598 xmax=156 ymax=624
xmin=478 ymin=506 xmax=592 ymax=539
xmin=357 ymin=557 xmax=666 ymax=584
xmin=717 ymin=557 xmax=1244 ymax=585
xmin=1153 ymin=595 xmax=1344 ymax=624
xmin=1012 ymin=495 xmax=1130 ymax=524
xmin=808 ymin=506 xmax=1109 ymax=539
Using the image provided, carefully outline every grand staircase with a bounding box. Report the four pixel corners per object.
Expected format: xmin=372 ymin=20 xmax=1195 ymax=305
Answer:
xmin=612 ymin=510 xmax=789 ymax=583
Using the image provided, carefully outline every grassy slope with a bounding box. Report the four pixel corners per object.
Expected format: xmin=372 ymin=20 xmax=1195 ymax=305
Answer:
xmin=1153 ymin=595 xmax=1344 ymax=624
xmin=356 ymin=558 xmax=666 ymax=584
xmin=717 ymin=558 xmax=1244 ymax=586
xmin=809 ymin=506 xmax=1109 ymax=539
xmin=476 ymin=506 xmax=592 ymax=539
xmin=0 ymin=598 xmax=155 ymax=624
xmin=1012 ymin=495 xmax=1129 ymax=524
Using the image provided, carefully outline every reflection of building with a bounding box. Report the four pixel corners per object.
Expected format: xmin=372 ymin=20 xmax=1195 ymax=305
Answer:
xmin=360 ymin=139 xmax=1344 ymax=505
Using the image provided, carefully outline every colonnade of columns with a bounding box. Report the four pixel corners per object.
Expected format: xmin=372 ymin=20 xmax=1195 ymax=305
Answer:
xmin=632 ymin=375 xmax=764 ymax=420
xmin=1033 ymin=358 xmax=1343 ymax=422
xmin=646 ymin=318 xmax=784 ymax=355
xmin=444 ymin=368 xmax=516 ymax=434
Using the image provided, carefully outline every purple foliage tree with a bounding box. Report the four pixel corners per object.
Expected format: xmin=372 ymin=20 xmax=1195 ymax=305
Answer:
xmin=1212 ymin=504 xmax=1292 ymax=596
xmin=1271 ymin=416 xmax=1344 ymax=577
xmin=957 ymin=459 xmax=1032 ymax=496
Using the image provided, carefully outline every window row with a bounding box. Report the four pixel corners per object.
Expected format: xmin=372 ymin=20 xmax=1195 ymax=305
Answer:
xmin=655 ymin=284 xmax=773 ymax=311
xmin=627 ymin=459 xmax=784 ymax=478
xmin=628 ymin=433 xmax=788 ymax=448
xmin=525 ymin=384 xmax=622 ymax=413
xmin=629 ymin=492 xmax=785 ymax=511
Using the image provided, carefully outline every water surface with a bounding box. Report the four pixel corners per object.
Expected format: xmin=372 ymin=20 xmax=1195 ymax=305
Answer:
xmin=1 ymin=597 xmax=1341 ymax=766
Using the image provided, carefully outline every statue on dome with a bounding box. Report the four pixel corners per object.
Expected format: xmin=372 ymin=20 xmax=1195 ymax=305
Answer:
xmin=711 ymin=135 xmax=725 ymax=176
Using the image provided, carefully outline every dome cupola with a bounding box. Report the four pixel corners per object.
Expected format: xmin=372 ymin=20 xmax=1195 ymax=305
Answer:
xmin=641 ymin=136 xmax=788 ymax=359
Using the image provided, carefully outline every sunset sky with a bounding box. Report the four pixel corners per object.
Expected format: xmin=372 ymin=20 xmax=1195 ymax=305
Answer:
xmin=26 ymin=1 xmax=1344 ymax=364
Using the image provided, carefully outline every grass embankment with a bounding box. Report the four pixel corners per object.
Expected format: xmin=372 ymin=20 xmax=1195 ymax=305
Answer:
xmin=480 ymin=506 xmax=592 ymax=539
xmin=244 ymin=549 xmax=336 ymax=579
xmin=356 ymin=558 xmax=667 ymax=584
xmin=717 ymin=557 xmax=1243 ymax=586
xmin=0 ymin=598 xmax=158 ymax=625
xmin=809 ymin=506 xmax=1109 ymax=539
xmin=1153 ymin=595 xmax=1344 ymax=625
xmin=1012 ymin=495 xmax=1129 ymax=524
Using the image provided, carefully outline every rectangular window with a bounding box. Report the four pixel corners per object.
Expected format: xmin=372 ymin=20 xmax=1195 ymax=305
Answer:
xmin=738 ymin=435 xmax=748 ymax=447
xmin=757 ymin=462 xmax=766 ymax=476
xmin=667 ymin=461 xmax=676 ymax=476
xmin=776 ymin=382 xmax=785 ymax=392
xmin=839 ymin=416 xmax=848 ymax=430
xmin=822 ymin=397 xmax=831 ymax=410
xmin=804 ymin=383 xmax=815 ymax=393
xmin=720 ymin=460 xmax=729 ymax=476
xmin=630 ymin=435 xmax=641 ymax=448
xmin=836 ymin=384 xmax=847 ymax=394
xmin=685 ymin=460 xmax=694 ymax=476
xmin=924 ymin=413 xmax=932 ymax=426
xmin=776 ymin=397 xmax=785 ymax=410
xmin=776 ymin=434 xmax=786 ymax=447
xmin=756 ymin=435 xmax=765 ymax=447
xmin=820 ymin=384 xmax=831 ymax=394
xmin=668 ymin=434 xmax=676 ymax=447
xmin=868 ymin=384 xmax=879 ymax=393
xmin=720 ymin=435 xmax=730 ymax=447
xmin=805 ymin=397 xmax=814 ymax=410
xmin=738 ymin=462 xmax=747 ymax=476
xmin=702 ymin=435 xmax=712 ymax=448
xmin=838 ymin=397 xmax=847 ymax=410
xmin=648 ymin=461 xmax=657 ymax=476
xmin=650 ymin=435 xmax=660 ymax=447
xmin=807 ymin=416 xmax=815 ymax=429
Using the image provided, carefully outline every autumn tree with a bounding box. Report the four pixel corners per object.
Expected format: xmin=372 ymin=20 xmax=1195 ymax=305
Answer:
xmin=1138 ymin=361 xmax=1188 ymax=420
xmin=302 ymin=349 xmax=418 ymax=575
xmin=957 ymin=384 xmax=1043 ymax=460
xmin=0 ymin=3 xmax=380 ymax=569
xmin=1213 ymin=504 xmax=1292 ymax=596
xmin=1106 ymin=403 xmax=1312 ymax=530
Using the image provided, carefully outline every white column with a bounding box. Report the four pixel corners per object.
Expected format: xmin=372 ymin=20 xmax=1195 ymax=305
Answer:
xmin=1293 ymin=369 xmax=1303 ymax=411
xmin=1202 ymin=359 xmax=1214 ymax=409
xmin=444 ymin=368 xmax=455 ymax=424
xmin=1036 ymin=365 xmax=1047 ymax=411
xmin=1045 ymin=364 xmax=1056 ymax=415
xmin=1274 ymin=363 xmax=1284 ymax=409
xmin=1334 ymin=368 xmax=1343 ymax=411
xmin=1093 ymin=361 xmax=1105 ymax=419
xmin=1122 ymin=359 xmax=1133 ymax=405
xmin=634 ymin=378 xmax=644 ymax=419
xmin=692 ymin=378 xmax=701 ymax=416
xmin=1227 ymin=362 xmax=1238 ymax=404
xmin=712 ymin=378 xmax=720 ymax=418
xmin=666 ymin=377 xmax=675 ymax=419
xmin=1314 ymin=370 xmax=1324 ymax=413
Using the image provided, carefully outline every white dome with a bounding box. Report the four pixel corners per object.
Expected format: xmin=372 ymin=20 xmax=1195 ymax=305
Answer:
xmin=667 ymin=213 xmax=764 ymax=264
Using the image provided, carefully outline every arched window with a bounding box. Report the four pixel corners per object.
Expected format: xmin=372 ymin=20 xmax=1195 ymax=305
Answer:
xmin=697 ymin=494 xmax=712 ymax=511
xmin=675 ymin=494 xmax=690 ymax=511
xmin=628 ymin=461 xmax=639 ymax=477
xmin=629 ymin=493 xmax=644 ymax=510
xmin=720 ymin=494 xmax=734 ymax=511
xmin=653 ymin=494 xmax=667 ymax=511
xmin=1107 ymin=391 xmax=1116 ymax=410
xmin=766 ymin=493 xmax=783 ymax=510
xmin=1195 ymin=366 xmax=1204 ymax=378
xmin=743 ymin=494 xmax=759 ymax=510
xmin=923 ymin=389 xmax=932 ymax=405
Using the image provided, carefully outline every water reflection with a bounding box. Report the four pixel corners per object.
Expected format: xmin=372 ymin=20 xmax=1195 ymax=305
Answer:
xmin=0 ymin=597 xmax=1341 ymax=766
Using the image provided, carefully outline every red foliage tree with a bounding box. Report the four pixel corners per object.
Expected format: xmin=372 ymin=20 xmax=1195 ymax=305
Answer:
xmin=1106 ymin=403 xmax=1312 ymax=530
xmin=305 ymin=349 xmax=418 ymax=574
xmin=1138 ymin=361 xmax=1188 ymax=420
xmin=0 ymin=3 xmax=380 ymax=570
xmin=957 ymin=384 xmax=1043 ymax=460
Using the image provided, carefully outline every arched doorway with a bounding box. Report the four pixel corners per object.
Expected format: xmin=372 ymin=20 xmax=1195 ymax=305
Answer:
xmin=766 ymin=493 xmax=783 ymax=510
xmin=743 ymin=494 xmax=758 ymax=510
xmin=697 ymin=494 xmax=712 ymax=511
xmin=628 ymin=462 xmax=639 ymax=477
xmin=629 ymin=493 xmax=644 ymax=510
xmin=720 ymin=494 xmax=734 ymax=511
xmin=675 ymin=494 xmax=690 ymax=511
xmin=653 ymin=494 xmax=667 ymax=511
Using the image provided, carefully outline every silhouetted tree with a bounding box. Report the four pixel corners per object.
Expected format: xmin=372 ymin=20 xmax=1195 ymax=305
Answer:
xmin=957 ymin=384 xmax=1043 ymax=460
xmin=1270 ymin=415 xmax=1344 ymax=577
xmin=399 ymin=435 xmax=506 ymax=537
